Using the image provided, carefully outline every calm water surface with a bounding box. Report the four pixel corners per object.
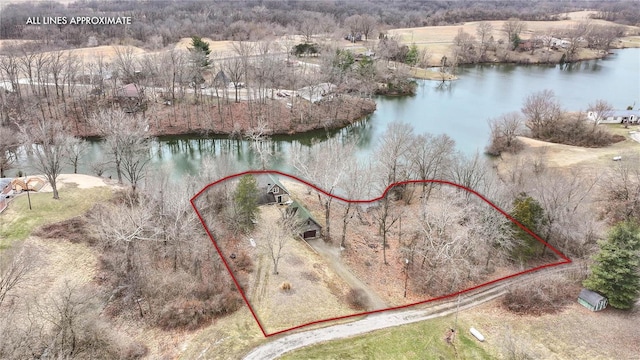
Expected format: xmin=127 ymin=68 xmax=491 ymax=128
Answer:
xmin=16 ymin=48 xmax=640 ymax=178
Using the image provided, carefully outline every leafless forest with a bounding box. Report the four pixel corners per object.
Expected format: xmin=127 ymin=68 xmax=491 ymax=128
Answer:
xmin=0 ymin=0 xmax=639 ymax=359
xmin=2 ymin=1 xmax=638 ymax=46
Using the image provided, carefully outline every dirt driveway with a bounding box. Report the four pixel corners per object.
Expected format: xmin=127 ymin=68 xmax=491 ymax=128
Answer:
xmin=306 ymin=238 xmax=388 ymax=311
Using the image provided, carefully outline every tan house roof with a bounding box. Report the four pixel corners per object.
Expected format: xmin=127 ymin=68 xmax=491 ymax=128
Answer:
xmin=117 ymin=83 xmax=141 ymax=98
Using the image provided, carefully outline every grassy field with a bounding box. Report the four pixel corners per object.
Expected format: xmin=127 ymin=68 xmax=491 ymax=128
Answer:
xmin=279 ymin=315 xmax=492 ymax=360
xmin=0 ymin=185 xmax=112 ymax=246
xmin=496 ymin=124 xmax=640 ymax=173
xmin=178 ymin=309 xmax=268 ymax=360
xmin=227 ymin=205 xmax=356 ymax=334
xmin=388 ymin=13 xmax=640 ymax=65
xmin=459 ymin=301 xmax=640 ymax=359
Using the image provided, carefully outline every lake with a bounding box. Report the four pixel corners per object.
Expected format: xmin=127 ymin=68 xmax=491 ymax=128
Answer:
xmin=14 ymin=48 xmax=640 ymax=178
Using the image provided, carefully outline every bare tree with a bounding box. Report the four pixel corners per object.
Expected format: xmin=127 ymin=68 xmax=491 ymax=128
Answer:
xmin=531 ymin=167 xmax=599 ymax=257
xmin=371 ymin=195 xmax=402 ymax=265
xmin=486 ymin=112 xmax=525 ymax=156
xmin=585 ymin=24 xmax=624 ymax=51
xmin=562 ymin=22 xmax=590 ymax=62
xmin=359 ymin=14 xmax=377 ymax=42
xmin=224 ymin=56 xmax=245 ymax=103
xmin=37 ymin=279 xmax=94 ymax=358
xmin=587 ymin=99 xmax=614 ymax=129
xmin=446 ymin=152 xmax=489 ymax=194
xmin=339 ymin=158 xmax=372 ymax=249
xmin=89 ymin=108 xmax=150 ymax=189
xmin=120 ymin=135 xmax=151 ymax=192
xmin=289 ymin=137 xmax=357 ymax=242
xmin=521 ymin=89 xmax=562 ymax=138
xmin=0 ymin=126 xmax=18 ymax=178
xmin=90 ymin=194 xmax=159 ymax=274
xmin=476 ymin=21 xmax=494 ymax=59
xmin=453 ymin=29 xmax=478 ymax=63
xmin=344 ymin=14 xmax=363 ymax=41
xmin=65 ymin=137 xmax=89 ymax=174
xmin=112 ymin=46 xmax=139 ymax=85
xmin=160 ymin=49 xmax=189 ymax=102
xmin=410 ymin=189 xmax=477 ymax=295
xmin=0 ymin=244 xmax=33 ymax=307
xmin=245 ymin=118 xmax=273 ymax=170
xmin=264 ymin=211 xmax=301 ymax=275
xmin=409 ymin=133 xmax=455 ymax=198
xmin=374 ymin=121 xmax=414 ymax=192
xmin=501 ymin=18 xmax=526 ymax=50
xmin=600 ymin=152 xmax=640 ymax=223
xmin=299 ymin=17 xmax=318 ymax=43
xmin=19 ymin=114 xmax=69 ymax=199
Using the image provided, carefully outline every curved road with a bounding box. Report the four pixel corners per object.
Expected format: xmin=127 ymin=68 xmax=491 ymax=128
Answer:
xmin=243 ymin=263 xmax=577 ymax=360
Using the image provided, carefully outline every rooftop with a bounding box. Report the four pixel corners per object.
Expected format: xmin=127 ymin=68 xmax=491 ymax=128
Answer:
xmin=579 ymin=288 xmax=606 ymax=305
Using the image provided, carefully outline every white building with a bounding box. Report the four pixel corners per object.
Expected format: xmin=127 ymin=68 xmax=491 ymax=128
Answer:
xmin=587 ymin=109 xmax=640 ymax=124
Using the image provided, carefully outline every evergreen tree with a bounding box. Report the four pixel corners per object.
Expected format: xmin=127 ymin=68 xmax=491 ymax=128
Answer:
xmin=333 ymin=49 xmax=355 ymax=72
xmin=510 ymin=193 xmax=547 ymax=261
xmin=583 ymin=221 xmax=640 ymax=309
xmin=510 ymin=33 xmax=522 ymax=51
xmin=405 ymin=44 xmax=419 ymax=66
xmin=233 ymin=175 xmax=260 ymax=232
xmin=189 ymin=36 xmax=211 ymax=68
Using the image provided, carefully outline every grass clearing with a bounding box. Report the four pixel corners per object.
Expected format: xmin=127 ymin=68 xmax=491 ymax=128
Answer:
xmin=389 ymin=17 xmax=639 ymax=66
xmin=0 ymin=186 xmax=113 ymax=246
xmin=410 ymin=66 xmax=457 ymax=81
xmin=501 ymin=126 xmax=640 ymax=171
xmin=179 ymin=309 xmax=268 ymax=360
xmin=279 ymin=315 xmax=492 ymax=360
xmin=459 ymin=301 xmax=640 ymax=359
xmin=243 ymin=205 xmax=355 ymax=334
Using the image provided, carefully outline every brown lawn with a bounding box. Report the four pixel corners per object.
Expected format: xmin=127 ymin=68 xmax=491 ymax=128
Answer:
xmin=388 ymin=13 xmax=640 ymax=65
xmin=216 ymin=202 xmax=356 ymax=335
xmin=497 ymin=125 xmax=640 ymax=172
xmin=460 ymin=300 xmax=640 ymax=359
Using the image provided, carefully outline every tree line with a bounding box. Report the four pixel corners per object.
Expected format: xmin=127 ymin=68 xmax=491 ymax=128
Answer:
xmin=2 ymin=1 xmax=636 ymax=50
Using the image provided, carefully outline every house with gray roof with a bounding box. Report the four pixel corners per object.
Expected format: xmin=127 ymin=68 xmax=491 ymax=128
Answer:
xmin=587 ymin=109 xmax=640 ymax=124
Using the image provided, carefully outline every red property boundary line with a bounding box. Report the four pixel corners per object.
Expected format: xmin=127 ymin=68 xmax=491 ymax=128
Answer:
xmin=190 ymin=169 xmax=572 ymax=338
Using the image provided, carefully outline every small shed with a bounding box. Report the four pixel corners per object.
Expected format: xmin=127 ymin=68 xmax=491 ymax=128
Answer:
xmin=578 ymin=288 xmax=608 ymax=312
xmin=286 ymin=200 xmax=322 ymax=239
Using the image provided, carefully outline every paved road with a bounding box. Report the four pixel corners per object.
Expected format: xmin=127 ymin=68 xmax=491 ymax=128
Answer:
xmin=243 ymin=263 xmax=577 ymax=360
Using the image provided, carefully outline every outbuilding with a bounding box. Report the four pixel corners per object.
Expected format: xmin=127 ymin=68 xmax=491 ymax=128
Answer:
xmin=286 ymin=200 xmax=322 ymax=240
xmin=578 ymin=288 xmax=608 ymax=312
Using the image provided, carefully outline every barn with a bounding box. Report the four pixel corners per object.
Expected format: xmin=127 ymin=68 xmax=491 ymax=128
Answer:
xmin=578 ymin=288 xmax=608 ymax=312
xmin=286 ymin=200 xmax=322 ymax=240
